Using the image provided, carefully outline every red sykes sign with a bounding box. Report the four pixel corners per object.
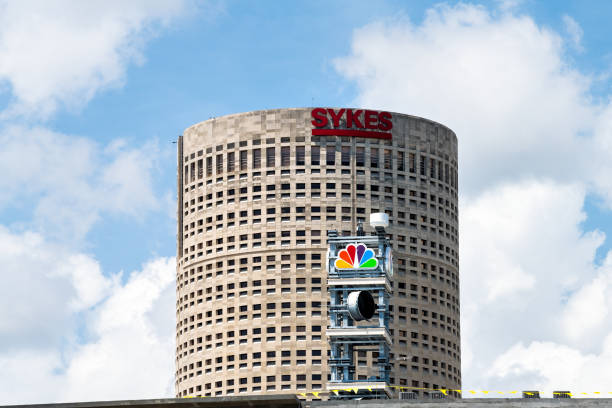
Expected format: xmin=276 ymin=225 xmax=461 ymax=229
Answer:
xmin=311 ymin=108 xmax=392 ymax=140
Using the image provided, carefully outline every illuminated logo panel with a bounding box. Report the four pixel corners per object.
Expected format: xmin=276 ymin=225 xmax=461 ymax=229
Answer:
xmin=334 ymin=243 xmax=379 ymax=269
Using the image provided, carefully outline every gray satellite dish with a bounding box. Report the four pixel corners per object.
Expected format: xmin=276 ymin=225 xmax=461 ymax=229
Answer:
xmin=347 ymin=291 xmax=376 ymax=321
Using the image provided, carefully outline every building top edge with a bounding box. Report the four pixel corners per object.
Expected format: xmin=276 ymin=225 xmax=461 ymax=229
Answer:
xmin=5 ymin=396 xmax=611 ymax=408
xmin=0 ymin=396 xmax=300 ymax=408
xmin=182 ymin=107 xmax=456 ymax=138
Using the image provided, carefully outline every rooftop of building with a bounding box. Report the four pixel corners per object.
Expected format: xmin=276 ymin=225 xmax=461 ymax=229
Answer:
xmin=3 ymin=395 xmax=612 ymax=408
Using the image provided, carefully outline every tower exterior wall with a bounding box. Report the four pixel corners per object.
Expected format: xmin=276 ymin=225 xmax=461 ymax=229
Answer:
xmin=176 ymin=108 xmax=460 ymax=398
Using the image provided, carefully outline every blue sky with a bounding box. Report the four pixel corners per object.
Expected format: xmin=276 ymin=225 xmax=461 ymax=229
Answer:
xmin=2 ymin=0 xmax=612 ymax=403
xmin=39 ymin=0 xmax=612 ymax=273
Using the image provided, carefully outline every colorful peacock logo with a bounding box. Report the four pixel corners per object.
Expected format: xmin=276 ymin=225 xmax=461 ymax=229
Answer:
xmin=334 ymin=243 xmax=378 ymax=269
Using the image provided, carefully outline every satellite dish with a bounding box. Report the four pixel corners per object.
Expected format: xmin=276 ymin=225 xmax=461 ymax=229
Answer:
xmin=370 ymin=212 xmax=389 ymax=229
xmin=385 ymin=246 xmax=393 ymax=276
xmin=347 ymin=291 xmax=376 ymax=321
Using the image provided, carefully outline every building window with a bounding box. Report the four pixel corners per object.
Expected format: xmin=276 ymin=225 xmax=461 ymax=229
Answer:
xmin=397 ymin=151 xmax=404 ymax=171
xmin=227 ymin=152 xmax=235 ymax=172
xmin=430 ymin=158 xmax=435 ymax=178
xmin=206 ymin=156 xmax=213 ymax=176
xmin=253 ymin=148 xmax=261 ymax=169
xmin=240 ymin=151 xmax=247 ymax=171
xmin=384 ymin=149 xmax=392 ymax=170
xmin=326 ymin=146 xmax=335 ymax=165
xmin=216 ymin=154 xmax=223 ymax=174
xmin=370 ymin=148 xmax=379 ymax=168
xmin=356 ymin=147 xmax=365 ymax=166
xmin=341 ymin=146 xmax=350 ymax=166
xmin=266 ymin=147 xmax=275 ymax=167
xmin=281 ymin=146 xmax=290 ymax=167
xmin=296 ymin=146 xmax=305 ymax=165
xmin=311 ymin=146 xmax=320 ymax=166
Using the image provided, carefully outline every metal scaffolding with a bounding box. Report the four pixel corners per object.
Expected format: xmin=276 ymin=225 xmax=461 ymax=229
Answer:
xmin=326 ymin=231 xmax=393 ymax=399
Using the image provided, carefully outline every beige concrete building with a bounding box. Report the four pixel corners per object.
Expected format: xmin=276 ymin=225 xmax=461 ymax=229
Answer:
xmin=175 ymin=108 xmax=460 ymax=398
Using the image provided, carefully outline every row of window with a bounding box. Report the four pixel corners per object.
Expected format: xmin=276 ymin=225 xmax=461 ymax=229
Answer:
xmin=176 ymin=283 xmax=458 ymax=315
xmin=177 ymin=372 xmax=459 ymax=398
xmin=178 ymin=349 xmax=323 ymax=374
xmin=176 ymin=332 xmax=323 ymax=355
xmin=184 ymin=145 xmax=457 ymax=188
xmin=183 ymin=213 xmax=457 ymax=244
xmin=178 ymin=258 xmax=459 ymax=300
xmin=180 ymin=372 xmax=324 ymax=385
xmin=178 ymin=255 xmax=458 ymax=282
xmin=184 ymin=168 xmax=457 ymax=201
xmin=176 ymin=308 xmax=459 ymax=340
xmin=176 ymin=288 xmax=322 ymax=317
xmin=178 ymin=381 xmax=322 ymax=397
xmin=178 ymin=286 xmax=322 ymax=308
xmin=184 ymin=198 xmax=458 ymax=231
xmin=183 ymin=125 xmax=453 ymax=163
xmin=184 ymin=184 xmax=457 ymax=211
xmin=175 ymin=331 xmax=460 ymax=359
xmin=181 ymin=236 xmax=457 ymax=269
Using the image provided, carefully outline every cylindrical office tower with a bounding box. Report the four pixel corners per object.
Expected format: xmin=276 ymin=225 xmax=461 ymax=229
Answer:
xmin=176 ymin=108 xmax=460 ymax=398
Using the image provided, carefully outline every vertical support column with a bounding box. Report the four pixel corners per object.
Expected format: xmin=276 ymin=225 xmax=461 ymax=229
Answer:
xmin=343 ymin=343 xmax=351 ymax=381
xmin=331 ymin=344 xmax=339 ymax=381
xmin=378 ymin=342 xmax=386 ymax=381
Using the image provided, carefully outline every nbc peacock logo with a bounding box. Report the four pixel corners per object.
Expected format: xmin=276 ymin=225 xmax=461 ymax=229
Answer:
xmin=334 ymin=243 xmax=379 ymax=269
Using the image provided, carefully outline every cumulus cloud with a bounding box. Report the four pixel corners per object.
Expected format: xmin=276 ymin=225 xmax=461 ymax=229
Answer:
xmin=460 ymin=180 xmax=608 ymax=389
xmin=335 ymin=2 xmax=612 ymax=393
xmin=334 ymin=3 xmax=612 ymax=205
xmin=488 ymin=334 xmax=612 ymax=397
xmin=0 ymin=1 xmax=186 ymax=402
xmin=0 ymin=125 xmax=163 ymax=242
xmin=0 ymin=226 xmax=175 ymax=404
xmin=0 ymin=227 xmax=114 ymax=351
xmin=563 ymin=15 xmax=584 ymax=52
xmin=0 ymin=0 xmax=194 ymax=118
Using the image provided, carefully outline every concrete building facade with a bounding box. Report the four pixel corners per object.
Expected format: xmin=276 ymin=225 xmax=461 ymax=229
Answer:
xmin=175 ymin=108 xmax=460 ymax=398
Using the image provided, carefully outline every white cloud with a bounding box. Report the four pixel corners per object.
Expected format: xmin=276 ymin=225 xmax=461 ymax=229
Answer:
xmin=561 ymin=252 xmax=612 ymax=345
xmin=0 ymin=226 xmax=175 ymax=404
xmin=334 ymin=3 xmax=612 ymax=205
xmin=495 ymin=0 xmax=522 ymax=13
xmin=459 ymin=180 xmax=607 ymax=389
xmin=488 ymin=334 xmax=612 ymax=397
xmin=0 ymin=0 xmax=194 ymax=118
xmin=563 ymin=15 xmax=584 ymax=52
xmin=0 ymin=125 xmax=163 ymax=242
xmin=335 ymin=2 xmax=612 ymax=393
xmin=60 ymin=257 xmax=175 ymax=401
xmin=0 ymin=1 xmax=187 ymax=402
xmin=0 ymin=226 xmax=112 ymax=350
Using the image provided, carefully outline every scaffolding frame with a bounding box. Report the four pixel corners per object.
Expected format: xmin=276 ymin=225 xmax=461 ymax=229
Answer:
xmin=326 ymin=232 xmax=393 ymax=399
